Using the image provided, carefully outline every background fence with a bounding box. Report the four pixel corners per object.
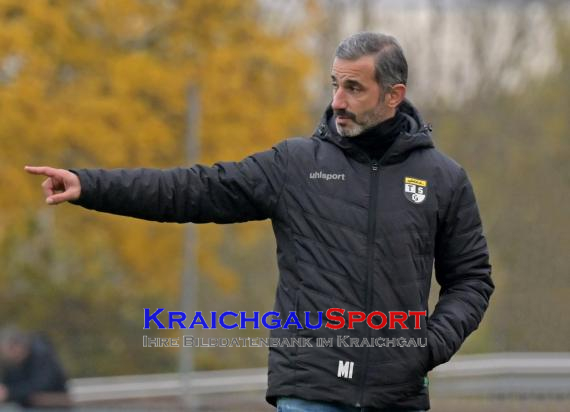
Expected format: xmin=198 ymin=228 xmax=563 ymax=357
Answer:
xmin=62 ymin=353 xmax=570 ymax=411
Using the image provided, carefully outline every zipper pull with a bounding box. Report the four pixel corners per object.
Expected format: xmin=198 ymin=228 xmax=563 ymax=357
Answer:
xmin=371 ymin=160 xmax=379 ymax=172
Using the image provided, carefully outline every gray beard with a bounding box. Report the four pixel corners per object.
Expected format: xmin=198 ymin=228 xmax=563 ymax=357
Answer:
xmin=336 ymin=119 xmax=381 ymax=137
xmin=337 ymin=124 xmax=363 ymax=137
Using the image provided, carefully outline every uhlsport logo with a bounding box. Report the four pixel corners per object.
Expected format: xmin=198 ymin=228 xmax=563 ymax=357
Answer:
xmin=404 ymin=177 xmax=428 ymax=204
xmin=309 ymin=171 xmax=346 ymax=181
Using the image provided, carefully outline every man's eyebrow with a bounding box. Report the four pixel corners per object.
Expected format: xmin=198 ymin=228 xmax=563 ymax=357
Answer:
xmin=330 ymin=76 xmax=364 ymax=86
xmin=344 ymin=79 xmax=363 ymax=86
xmin=335 ymin=79 xmax=364 ymax=90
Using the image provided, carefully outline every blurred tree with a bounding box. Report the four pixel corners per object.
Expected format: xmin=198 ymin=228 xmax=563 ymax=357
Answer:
xmin=0 ymin=0 xmax=312 ymax=376
xmin=425 ymin=13 xmax=570 ymax=353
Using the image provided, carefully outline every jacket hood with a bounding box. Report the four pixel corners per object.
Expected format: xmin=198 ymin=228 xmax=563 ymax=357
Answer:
xmin=312 ymin=99 xmax=434 ymax=165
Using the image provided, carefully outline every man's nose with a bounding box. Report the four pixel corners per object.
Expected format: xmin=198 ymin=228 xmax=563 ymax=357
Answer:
xmin=331 ymin=88 xmax=347 ymax=111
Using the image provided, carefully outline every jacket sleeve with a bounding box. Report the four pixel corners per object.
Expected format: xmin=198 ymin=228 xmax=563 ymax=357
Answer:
xmin=427 ymin=168 xmax=494 ymax=370
xmin=70 ymin=140 xmax=289 ymax=224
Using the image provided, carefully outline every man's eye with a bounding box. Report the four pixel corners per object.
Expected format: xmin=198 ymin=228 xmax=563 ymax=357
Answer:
xmin=350 ymin=86 xmax=361 ymax=92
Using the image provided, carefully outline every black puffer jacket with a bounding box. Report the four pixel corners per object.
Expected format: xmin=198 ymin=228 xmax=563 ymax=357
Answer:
xmin=1 ymin=335 xmax=68 ymax=407
xmin=71 ymin=100 xmax=493 ymax=411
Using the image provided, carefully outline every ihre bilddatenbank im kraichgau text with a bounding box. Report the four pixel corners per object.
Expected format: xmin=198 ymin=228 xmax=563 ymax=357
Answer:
xmin=142 ymin=308 xmax=428 ymax=348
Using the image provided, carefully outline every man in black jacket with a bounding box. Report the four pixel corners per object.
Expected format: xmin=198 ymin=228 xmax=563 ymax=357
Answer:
xmin=0 ymin=328 xmax=69 ymax=408
xmin=25 ymin=32 xmax=493 ymax=411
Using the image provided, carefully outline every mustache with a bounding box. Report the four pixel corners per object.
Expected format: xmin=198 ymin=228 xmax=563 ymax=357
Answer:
xmin=334 ymin=109 xmax=356 ymax=121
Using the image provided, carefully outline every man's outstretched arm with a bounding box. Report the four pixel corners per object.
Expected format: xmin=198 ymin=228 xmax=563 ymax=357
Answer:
xmin=427 ymin=168 xmax=494 ymax=371
xmin=25 ymin=140 xmax=289 ymax=224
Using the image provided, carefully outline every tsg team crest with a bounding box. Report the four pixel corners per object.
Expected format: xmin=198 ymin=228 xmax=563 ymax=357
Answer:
xmin=404 ymin=177 xmax=428 ymax=204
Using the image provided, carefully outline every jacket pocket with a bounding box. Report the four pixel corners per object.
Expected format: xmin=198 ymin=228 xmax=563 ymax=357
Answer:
xmin=365 ymin=359 xmax=424 ymax=388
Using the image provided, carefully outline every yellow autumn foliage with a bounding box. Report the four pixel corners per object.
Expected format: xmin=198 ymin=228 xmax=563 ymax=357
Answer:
xmin=0 ymin=0 xmax=313 ymax=375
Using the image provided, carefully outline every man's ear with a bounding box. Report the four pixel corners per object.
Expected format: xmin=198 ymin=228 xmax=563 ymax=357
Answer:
xmin=384 ymin=84 xmax=406 ymax=109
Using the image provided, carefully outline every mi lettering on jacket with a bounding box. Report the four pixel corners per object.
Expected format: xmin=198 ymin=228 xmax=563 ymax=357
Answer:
xmin=70 ymin=100 xmax=494 ymax=411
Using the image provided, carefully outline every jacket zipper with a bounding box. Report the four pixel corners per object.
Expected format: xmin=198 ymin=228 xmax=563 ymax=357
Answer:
xmin=357 ymin=159 xmax=380 ymax=406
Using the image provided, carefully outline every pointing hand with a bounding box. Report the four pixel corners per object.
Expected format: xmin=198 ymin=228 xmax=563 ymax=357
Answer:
xmin=25 ymin=166 xmax=81 ymax=205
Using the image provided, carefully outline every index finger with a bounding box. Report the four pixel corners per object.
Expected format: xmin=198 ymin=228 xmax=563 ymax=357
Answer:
xmin=24 ymin=166 xmax=59 ymax=177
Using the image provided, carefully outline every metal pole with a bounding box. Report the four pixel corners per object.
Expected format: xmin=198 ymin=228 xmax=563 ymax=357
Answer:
xmin=360 ymin=0 xmax=372 ymax=30
xmin=180 ymin=85 xmax=200 ymax=410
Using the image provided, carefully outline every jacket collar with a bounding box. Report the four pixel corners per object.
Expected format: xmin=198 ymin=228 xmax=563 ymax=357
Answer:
xmin=312 ymin=99 xmax=435 ymax=165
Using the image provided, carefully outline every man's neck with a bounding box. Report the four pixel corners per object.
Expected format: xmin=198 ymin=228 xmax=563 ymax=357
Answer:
xmin=349 ymin=110 xmax=408 ymax=159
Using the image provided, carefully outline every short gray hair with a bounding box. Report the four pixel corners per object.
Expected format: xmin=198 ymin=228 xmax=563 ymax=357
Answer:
xmin=335 ymin=32 xmax=408 ymax=89
xmin=0 ymin=327 xmax=30 ymax=348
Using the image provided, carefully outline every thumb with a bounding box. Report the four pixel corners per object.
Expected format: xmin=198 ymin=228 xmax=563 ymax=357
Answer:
xmin=46 ymin=188 xmax=80 ymax=205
